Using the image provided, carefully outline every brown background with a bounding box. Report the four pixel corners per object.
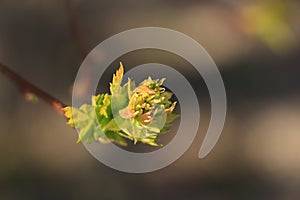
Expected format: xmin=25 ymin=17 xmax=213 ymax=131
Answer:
xmin=0 ymin=0 xmax=300 ymax=199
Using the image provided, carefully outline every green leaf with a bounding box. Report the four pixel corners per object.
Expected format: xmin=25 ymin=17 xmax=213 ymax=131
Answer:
xmin=92 ymin=94 xmax=105 ymax=106
xmin=64 ymin=104 xmax=107 ymax=143
xmin=99 ymin=94 xmax=110 ymax=118
xmin=165 ymin=113 xmax=180 ymax=126
xmin=105 ymin=119 xmax=121 ymax=131
xmin=104 ymin=130 xmax=127 ymax=146
xmin=110 ymin=62 xmax=124 ymax=94
xmin=160 ymin=113 xmax=180 ymax=134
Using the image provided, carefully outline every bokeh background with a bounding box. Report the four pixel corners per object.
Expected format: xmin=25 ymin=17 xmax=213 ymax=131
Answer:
xmin=1 ymin=0 xmax=300 ymax=199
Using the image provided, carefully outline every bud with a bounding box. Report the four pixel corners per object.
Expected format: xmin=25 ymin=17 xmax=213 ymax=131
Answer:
xmin=120 ymin=77 xmax=176 ymax=125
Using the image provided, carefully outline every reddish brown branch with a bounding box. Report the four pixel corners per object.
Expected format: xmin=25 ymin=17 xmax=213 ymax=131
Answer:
xmin=0 ymin=1 xmax=89 ymax=116
xmin=0 ymin=62 xmax=66 ymax=115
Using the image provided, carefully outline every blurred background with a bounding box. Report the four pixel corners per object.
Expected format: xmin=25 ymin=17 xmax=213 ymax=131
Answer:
xmin=0 ymin=0 xmax=300 ymax=199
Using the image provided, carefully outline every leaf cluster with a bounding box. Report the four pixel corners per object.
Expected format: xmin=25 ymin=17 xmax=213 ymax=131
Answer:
xmin=63 ymin=63 xmax=179 ymax=146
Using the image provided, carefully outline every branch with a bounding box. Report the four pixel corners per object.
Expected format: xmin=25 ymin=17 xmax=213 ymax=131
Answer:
xmin=65 ymin=0 xmax=89 ymax=57
xmin=0 ymin=62 xmax=66 ymax=115
xmin=1 ymin=1 xmax=88 ymax=116
xmin=65 ymin=0 xmax=92 ymax=97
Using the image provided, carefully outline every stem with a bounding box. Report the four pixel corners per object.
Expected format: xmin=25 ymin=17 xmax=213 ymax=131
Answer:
xmin=65 ymin=0 xmax=89 ymax=57
xmin=0 ymin=62 xmax=67 ymax=115
xmin=0 ymin=0 xmax=87 ymax=116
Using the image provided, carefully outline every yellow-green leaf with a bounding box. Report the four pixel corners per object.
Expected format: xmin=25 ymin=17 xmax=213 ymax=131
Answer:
xmin=110 ymin=62 xmax=124 ymax=94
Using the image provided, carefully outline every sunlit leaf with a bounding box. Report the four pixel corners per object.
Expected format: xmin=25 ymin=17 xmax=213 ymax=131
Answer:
xmin=63 ymin=63 xmax=179 ymax=146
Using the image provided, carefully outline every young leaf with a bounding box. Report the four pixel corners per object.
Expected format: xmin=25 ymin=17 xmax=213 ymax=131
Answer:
xmin=63 ymin=104 xmax=107 ymax=143
xmin=99 ymin=94 xmax=110 ymax=118
xmin=104 ymin=130 xmax=127 ymax=146
xmin=110 ymin=62 xmax=124 ymax=94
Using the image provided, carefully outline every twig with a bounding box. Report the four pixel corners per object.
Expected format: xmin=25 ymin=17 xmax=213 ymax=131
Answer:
xmin=0 ymin=62 xmax=66 ymax=115
xmin=65 ymin=0 xmax=92 ymax=98
xmin=1 ymin=0 xmax=88 ymax=116
xmin=65 ymin=0 xmax=89 ymax=57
